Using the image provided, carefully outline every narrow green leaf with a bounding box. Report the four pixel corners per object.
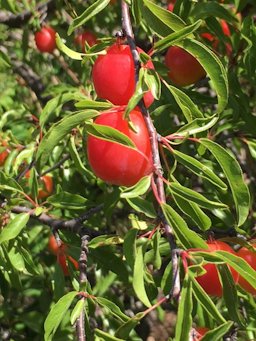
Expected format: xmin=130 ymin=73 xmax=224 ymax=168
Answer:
xmin=133 ymin=245 xmax=152 ymax=307
xmin=47 ymin=191 xmax=88 ymax=210
xmin=56 ymin=34 xmax=84 ymax=60
xmin=154 ymin=20 xmax=202 ymax=53
xmin=86 ymin=123 xmax=136 ymax=149
xmin=115 ymin=313 xmax=144 ymax=339
xmin=95 ymin=329 xmax=124 ymax=341
xmin=173 ymin=195 xmax=211 ymax=231
xmin=169 ymin=182 xmax=227 ymax=210
xmin=161 ymin=203 xmax=208 ymax=249
xmin=199 ymin=138 xmax=250 ymax=226
xmin=200 ymin=321 xmax=233 ymax=341
xmin=75 ymin=99 xmax=113 ymax=110
xmin=218 ymin=264 xmax=245 ymax=326
xmin=0 ymin=213 xmax=29 ymax=244
xmin=96 ymin=297 xmax=129 ymax=323
xmin=123 ymin=229 xmax=138 ymax=269
xmin=152 ymin=230 xmax=162 ymax=269
xmin=44 ymin=291 xmax=78 ymax=341
xmin=165 ymin=83 xmax=203 ymax=121
xmin=68 ymin=0 xmax=110 ymax=35
xmin=191 ymin=2 xmax=238 ymax=23
xmin=143 ymin=0 xmax=186 ymax=36
xmin=36 ymin=110 xmax=99 ymax=169
xmin=190 ymin=275 xmax=226 ymax=324
xmin=176 ymin=115 xmax=219 ymax=136
xmin=70 ymin=298 xmax=85 ymax=325
xmin=176 ymin=39 xmax=228 ymax=114
xmin=173 ymin=150 xmax=227 ymax=190
xmin=175 ymin=274 xmax=193 ymax=341
xmin=126 ymin=197 xmax=156 ymax=218
xmin=120 ymin=176 xmax=151 ymax=198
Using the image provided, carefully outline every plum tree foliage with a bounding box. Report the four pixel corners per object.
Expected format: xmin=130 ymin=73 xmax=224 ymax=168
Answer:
xmin=0 ymin=0 xmax=256 ymax=340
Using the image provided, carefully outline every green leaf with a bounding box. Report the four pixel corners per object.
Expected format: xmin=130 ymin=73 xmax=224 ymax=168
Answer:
xmin=70 ymin=298 xmax=85 ymax=325
xmin=200 ymin=321 xmax=233 ymax=341
xmin=176 ymin=39 xmax=228 ymax=114
xmin=0 ymin=213 xmax=29 ymax=244
xmin=152 ymin=230 xmax=162 ymax=269
xmin=173 ymin=195 xmax=211 ymax=231
xmin=68 ymin=0 xmax=110 ymax=35
xmin=161 ymin=203 xmax=208 ymax=249
xmin=169 ymin=182 xmax=227 ymax=210
xmin=190 ymin=274 xmax=226 ymax=324
xmin=153 ymin=20 xmax=202 ymax=53
xmin=95 ymin=329 xmax=124 ymax=341
xmin=143 ymin=0 xmax=186 ymax=36
xmin=96 ymin=297 xmax=129 ymax=323
xmin=75 ymin=99 xmax=113 ymax=110
xmin=44 ymin=291 xmax=78 ymax=341
xmin=126 ymin=196 xmax=156 ymax=218
xmin=40 ymin=92 xmax=85 ymax=128
xmin=36 ymin=110 xmax=98 ymax=169
xmin=199 ymin=138 xmax=250 ymax=226
xmin=173 ymin=150 xmax=227 ymax=190
xmin=86 ymin=123 xmax=136 ymax=149
xmin=56 ymin=34 xmax=85 ymax=60
xmin=165 ymin=83 xmax=203 ymax=121
xmin=133 ymin=245 xmax=151 ymax=307
xmin=191 ymin=2 xmax=238 ymax=23
xmin=120 ymin=176 xmax=151 ymax=198
xmin=47 ymin=191 xmax=88 ymax=210
xmin=175 ymin=115 xmax=219 ymax=136
xmin=123 ymin=229 xmax=138 ymax=269
xmin=218 ymin=264 xmax=245 ymax=326
xmin=175 ymin=274 xmax=193 ymax=341
xmin=115 ymin=312 xmax=144 ymax=339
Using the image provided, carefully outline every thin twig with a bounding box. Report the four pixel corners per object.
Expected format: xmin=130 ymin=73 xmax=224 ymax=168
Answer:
xmin=0 ymin=0 xmax=55 ymax=28
xmin=121 ymin=1 xmax=180 ymax=299
xmin=40 ymin=154 xmax=71 ymax=176
xmin=10 ymin=204 xmax=103 ymax=237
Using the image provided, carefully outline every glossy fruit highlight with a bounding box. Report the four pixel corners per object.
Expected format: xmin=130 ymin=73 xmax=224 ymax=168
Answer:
xmin=92 ymin=43 xmax=154 ymax=107
xmin=237 ymin=244 xmax=256 ymax=295
xmin=87 ymin=108 xmax=153 ymax=186
xmin=193 ymin=240 xmax=239 ymax=297
xmin=165 ymin=46 xmax=206 ymax=86
xmin=34 ymin=26 xmax=56 ymax=53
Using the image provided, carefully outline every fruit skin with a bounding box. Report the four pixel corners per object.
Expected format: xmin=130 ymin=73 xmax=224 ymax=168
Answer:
xmin=87 ymin=108 xmax=153 ymax=187
xmin=167 ymin=3 xmax=174 ymax=11
xmin=165 ymin=46 xmax=206 ymax=86
xmin=48 ymin=235 xmax=78 ymax=276
xmin=193 ymin=240 xmax=239 ymax=297
xmin=25 ymin=171 xmax=53 ymax=199
xmin=193 ymin=327 xmax=209 ymax=340
xmin=0 ymin=141 xmax=9 ymax=166
xmin=201 ymin=20 xmax=232 ymax=56
xmin=237 ymin=244 xmax=256 ymax=295
xmin=34 ymin=26 xmax=56 ymax=53
xmin=92 ymin=43 xmax=154 ymax=107
xmin=74 ymin=31 xmax=97 ymax=51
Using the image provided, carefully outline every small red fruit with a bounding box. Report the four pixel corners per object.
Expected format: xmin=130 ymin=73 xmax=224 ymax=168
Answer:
xmin=74 ymin=31 xmax=97 ymax=51
xmin=87 ymin=108 xmax=153 ymax=187
xmin=237 ymin=244 xmax=256 ymax=295
xmin=92 ymin=43 xmax=154 ymax=107
xmin=0 ymin=141 xmax=10 ymax=166
xmin=48 ymin=235 xmax=78 ymax=276
xmin=167 ymin=3 xmax=174 ymax=11
xmin=192 ymin=240 xmax=239 ymax=297
xmin=193 ymin=327 xmax=209 ymax=340
xmin=165 ymin=46 xmax=206 ymax=86
xmin=25 ymin=171 xmax=53 ymax=199
xmin=34 ymin=26 xmax=56 ymax=53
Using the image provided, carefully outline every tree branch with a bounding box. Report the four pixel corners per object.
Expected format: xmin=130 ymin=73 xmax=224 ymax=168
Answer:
xmin=121 ymin=1 xmax=180 ymax=299
xmin=0 ymin=0 xmax=55 ymax=28
xmin=10 ymin=204 xmax=103 ymax=237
